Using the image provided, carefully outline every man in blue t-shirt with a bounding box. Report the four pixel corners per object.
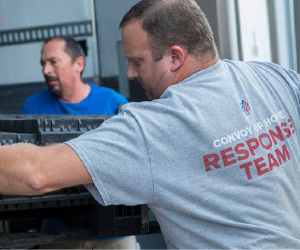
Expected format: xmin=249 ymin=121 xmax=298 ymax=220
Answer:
xmin=21 ymin=36 xmax=128 ymax=115
xmin=21 ymin=36 xmax=138 ymax=249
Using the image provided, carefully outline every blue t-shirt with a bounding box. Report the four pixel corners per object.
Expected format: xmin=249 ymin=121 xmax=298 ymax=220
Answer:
xmin=20 ymin=83 xmax=128 ymax=115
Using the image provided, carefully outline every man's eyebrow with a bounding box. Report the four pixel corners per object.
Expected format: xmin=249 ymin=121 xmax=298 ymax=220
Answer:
xmin=126 ymin=56 xmax=142 ymax=61
xmin=40 ymin=57 xmax=57 ymax=64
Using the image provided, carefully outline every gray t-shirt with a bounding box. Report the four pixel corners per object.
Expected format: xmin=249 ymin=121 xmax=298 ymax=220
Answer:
xmin=66 ymin=60 xmax=300 ymax=249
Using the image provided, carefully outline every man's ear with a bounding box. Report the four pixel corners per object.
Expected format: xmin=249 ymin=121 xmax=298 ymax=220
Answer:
xmin=169 ymin=46 xmax=185 ymax=72
xmin=75 ymin=56 xmax=85 ymax=74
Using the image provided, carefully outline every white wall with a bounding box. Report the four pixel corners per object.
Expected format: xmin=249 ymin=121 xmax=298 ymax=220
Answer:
xmin=94 ymin=0 xmax=139 ymax=78
xmin=238 ymin=0 xmax=272 ymax=62
xmin=0 ymin=0 xmax=94 ymax=85
xmin=0 ymin=0 xmax=92 ymax=29
xmin=95 ymin=0 xmax=224 ymax=78
xmin=0 ymin=0 xmax=230 ymax=84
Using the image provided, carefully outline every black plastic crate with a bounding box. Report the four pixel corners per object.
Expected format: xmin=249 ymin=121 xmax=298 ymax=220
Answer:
xmin=0 ymin=115 xmax=151 ymax=243
xmin=0 ymin=188 xmax=150 ymax=239
xmin=0 ymin=186 xmax=94 ymax=213
xmin=0 ymin=132 xmax=37 ymax=145
xmin=0 ymin=115 xmax=110 ymax=145
xmin=0 ymin=203 xmax=150 ymax=239
xmin=94 ymin=205 xmax=150 ymax=238
xmin=53 ymin=204 xmax=149 ymax=238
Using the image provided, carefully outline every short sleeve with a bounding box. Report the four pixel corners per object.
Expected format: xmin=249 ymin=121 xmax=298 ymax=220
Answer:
xmin=65 ymin=109 xmax=154 ymax=206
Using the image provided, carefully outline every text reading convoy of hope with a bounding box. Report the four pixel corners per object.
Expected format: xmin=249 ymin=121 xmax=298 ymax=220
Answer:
xmin=203 ymin=111 xmax=296 ymax=180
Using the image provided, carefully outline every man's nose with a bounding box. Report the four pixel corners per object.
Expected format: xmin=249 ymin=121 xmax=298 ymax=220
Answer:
xmin=127 ymin=63 xmax=138 ymax=80
xmin=43 ymin=63 xmax=53 ymax=76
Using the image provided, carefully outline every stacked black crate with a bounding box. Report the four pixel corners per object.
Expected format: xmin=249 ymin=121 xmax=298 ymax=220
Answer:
xmin=0 ymin=115 xmax=150 ymax=248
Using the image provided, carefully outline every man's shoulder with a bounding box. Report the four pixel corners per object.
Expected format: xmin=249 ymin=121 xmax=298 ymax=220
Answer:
xmin=90 ymin=83 xmax=118 ymax=95
xmin=120 ymin=99 xmax=167 ymax=119
xmin=89 ymin=83 xmax=128 ymax=103
xmin=26 ymin=89 xmax=52 ymax=103
xmin=224 ymin=59 xmax=292 ymax=73
xmin=21 ymin=90 xmax=56 ymax=114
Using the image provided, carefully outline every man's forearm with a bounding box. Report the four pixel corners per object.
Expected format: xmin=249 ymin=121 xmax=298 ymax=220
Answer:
xmin=0 ymin=143 xmax=44 ymax=195
xmin=0 ymin=143 xmax=93 ymax=196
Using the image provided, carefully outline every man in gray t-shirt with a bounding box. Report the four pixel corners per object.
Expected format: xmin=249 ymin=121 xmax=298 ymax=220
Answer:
xmin=0 ymin=0 xmax=300 ymax=248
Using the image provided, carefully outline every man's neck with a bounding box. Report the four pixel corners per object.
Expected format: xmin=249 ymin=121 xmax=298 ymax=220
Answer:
xmin=60 ymin=81 xmax=91 ymax=104
xmin=174 ymin=55 xmax=219 ymax=84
